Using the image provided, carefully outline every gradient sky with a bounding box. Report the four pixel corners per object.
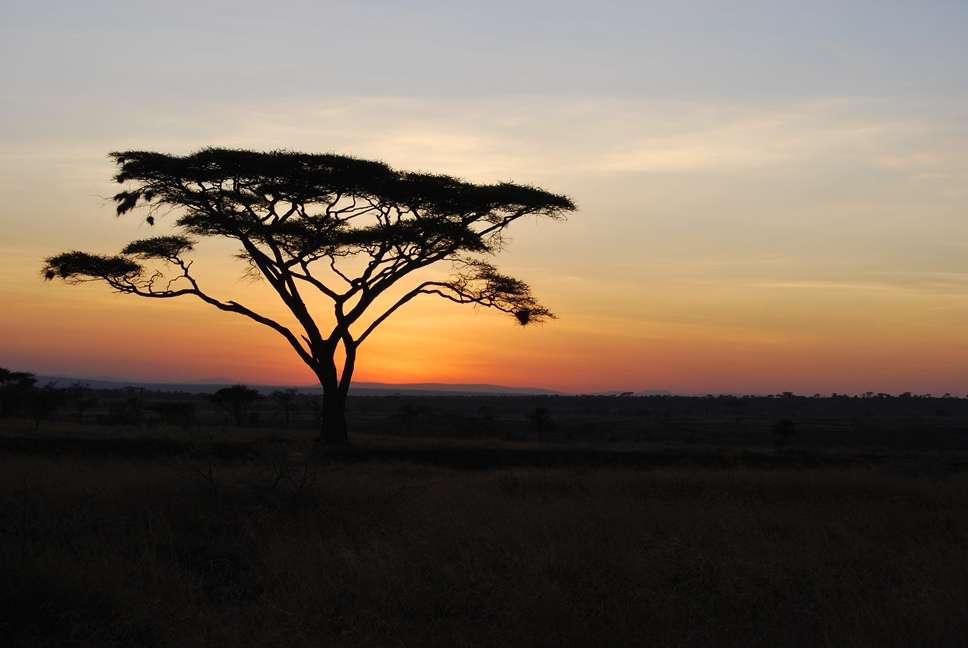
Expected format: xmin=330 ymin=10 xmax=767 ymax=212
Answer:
xmin=2 ymin=1 xmax=968 ymax=394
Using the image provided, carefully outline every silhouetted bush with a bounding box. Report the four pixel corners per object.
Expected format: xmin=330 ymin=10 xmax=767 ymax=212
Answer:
xmin=101 ymin=390 xmax=146 ymax=426
xmin=28 ymin=385 xmax=64 ymax=431
xmin=0 ymin=368 xmax=36 ymax=418
xmin=528 ymin=407 xmax=556 ymax=440
xmin=66 ymin=383 xmax=98 ymax=424
xmin=394 ymin=403 xmax=427 ymax=435
xmin=270 ymin=389 xmax=299 ymax=427
xmin=210 ymin=385 xmax=261 ymax=427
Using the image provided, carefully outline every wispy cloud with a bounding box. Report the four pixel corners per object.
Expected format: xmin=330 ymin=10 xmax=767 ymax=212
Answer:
xmin=3 ymin=96 xmax=963 ymax=189
xmin=751 ymin=271 xmax=968 ymax=297
xmin=222 ymin=97 xmax=961 ymax=183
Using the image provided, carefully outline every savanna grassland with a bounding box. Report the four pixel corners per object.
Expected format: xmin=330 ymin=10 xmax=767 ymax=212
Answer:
xmin=3 ymin=433 xmax=968 ymax=648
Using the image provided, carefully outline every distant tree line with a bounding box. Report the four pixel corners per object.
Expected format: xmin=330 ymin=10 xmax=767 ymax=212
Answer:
xmin=6 ymin=368 xmax=968 ymax=452
xmin=0 ymin=369 xmax=317 ymax=432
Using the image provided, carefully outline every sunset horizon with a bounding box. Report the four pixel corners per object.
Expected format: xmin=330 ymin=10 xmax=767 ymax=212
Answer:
xmin=5 ymin=3 xmax=968 ymax=644
xmin=4 ymin=1 xmax=968 ymax=396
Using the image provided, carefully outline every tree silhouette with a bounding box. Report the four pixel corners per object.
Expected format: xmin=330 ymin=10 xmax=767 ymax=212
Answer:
xmin=527 ymin=406 xmax=556 ymax=441
xmin=0 ymin=368 xmax=36 ymax=418
xmin=67 ymin=383 xmax=99 ymax=424
xmin=211 ymin=384 xmax=261 ymax=427
xmin=29 ymin=384 xmax=63 ymax=432
xmin=42 ymin=148 xmax=576 ymax=442
xmin=270 ymin=388 xmax=299 ymax=428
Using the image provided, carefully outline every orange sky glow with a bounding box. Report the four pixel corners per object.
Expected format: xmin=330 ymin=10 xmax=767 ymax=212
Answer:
xmin=3 ymin=4 xmax=968 ymax=394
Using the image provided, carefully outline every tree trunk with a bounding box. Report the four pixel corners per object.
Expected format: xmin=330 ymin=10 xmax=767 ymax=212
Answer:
xmin=320 ymin=389 xmax=348 ymax=444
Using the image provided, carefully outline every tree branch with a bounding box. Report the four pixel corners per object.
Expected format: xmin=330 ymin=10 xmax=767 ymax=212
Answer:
xmin=355 ymin=281 xmax=454 ymax=345
xmin=119 ymin=257 xmax=317 ymax=367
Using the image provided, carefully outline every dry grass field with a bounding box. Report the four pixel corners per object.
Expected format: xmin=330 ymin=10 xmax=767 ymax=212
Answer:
xmin=3 ymin=436 xmax=968 ymax=647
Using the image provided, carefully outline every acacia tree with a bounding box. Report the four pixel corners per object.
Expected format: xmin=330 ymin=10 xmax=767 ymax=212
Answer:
xmin=211 ymin=384 xmax=262 ymax=427
xmin=43 ymin=149 xmax=575 ymax=443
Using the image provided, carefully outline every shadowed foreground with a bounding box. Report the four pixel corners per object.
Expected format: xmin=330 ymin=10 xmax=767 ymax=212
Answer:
xmin=3 ymin=452 xmax=968 ymax=647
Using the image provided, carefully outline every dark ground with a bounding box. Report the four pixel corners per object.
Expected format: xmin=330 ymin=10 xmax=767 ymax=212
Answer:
xmin=3 ymin=392 xmax=968 ymax=646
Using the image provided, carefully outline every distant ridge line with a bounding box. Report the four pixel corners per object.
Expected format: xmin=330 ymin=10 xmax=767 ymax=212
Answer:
xmin=34 ymin=375 xmax=564 ymax=396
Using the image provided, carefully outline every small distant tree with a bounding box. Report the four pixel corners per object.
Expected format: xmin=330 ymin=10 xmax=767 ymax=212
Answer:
xmin=211 ymin=385 xmax=261 ymax=427
xmin=0 ymin=368 xmax=37 ymax=418
xmin=67 ymin=383 xmax=99 ymax=424
xmin=270 ymin=388 xmax=299 ymax=428
xmin=103 ymin=389 xmax=146 ymax=426
xmin=29 ymin=385 xmax=64 ymax=432
xmin=396 ymin=403 xmax=426 ymax=436
xmin=528 ymin=406 xmax=556 ymax=440
xmin=43 ymin=149 xmax=574 ymax=443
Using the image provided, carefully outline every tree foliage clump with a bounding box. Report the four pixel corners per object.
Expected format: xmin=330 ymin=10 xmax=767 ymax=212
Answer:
xmin=211 ymin=385 xmax=261 ymax=427
xmin=0 ymin=368 xmax=37 ymax=418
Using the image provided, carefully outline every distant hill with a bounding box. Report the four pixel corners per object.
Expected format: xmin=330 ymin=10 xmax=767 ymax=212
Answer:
xmin=34 ymin=375 xmax=561 ymax=396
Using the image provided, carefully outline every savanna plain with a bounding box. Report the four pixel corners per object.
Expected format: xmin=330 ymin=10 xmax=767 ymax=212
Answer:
xmin=4 ymin=392 xmax=968 ymax=647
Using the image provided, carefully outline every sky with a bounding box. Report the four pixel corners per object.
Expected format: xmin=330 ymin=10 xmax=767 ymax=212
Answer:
xmin=2 ymin=0 xmax=968 ymax=394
